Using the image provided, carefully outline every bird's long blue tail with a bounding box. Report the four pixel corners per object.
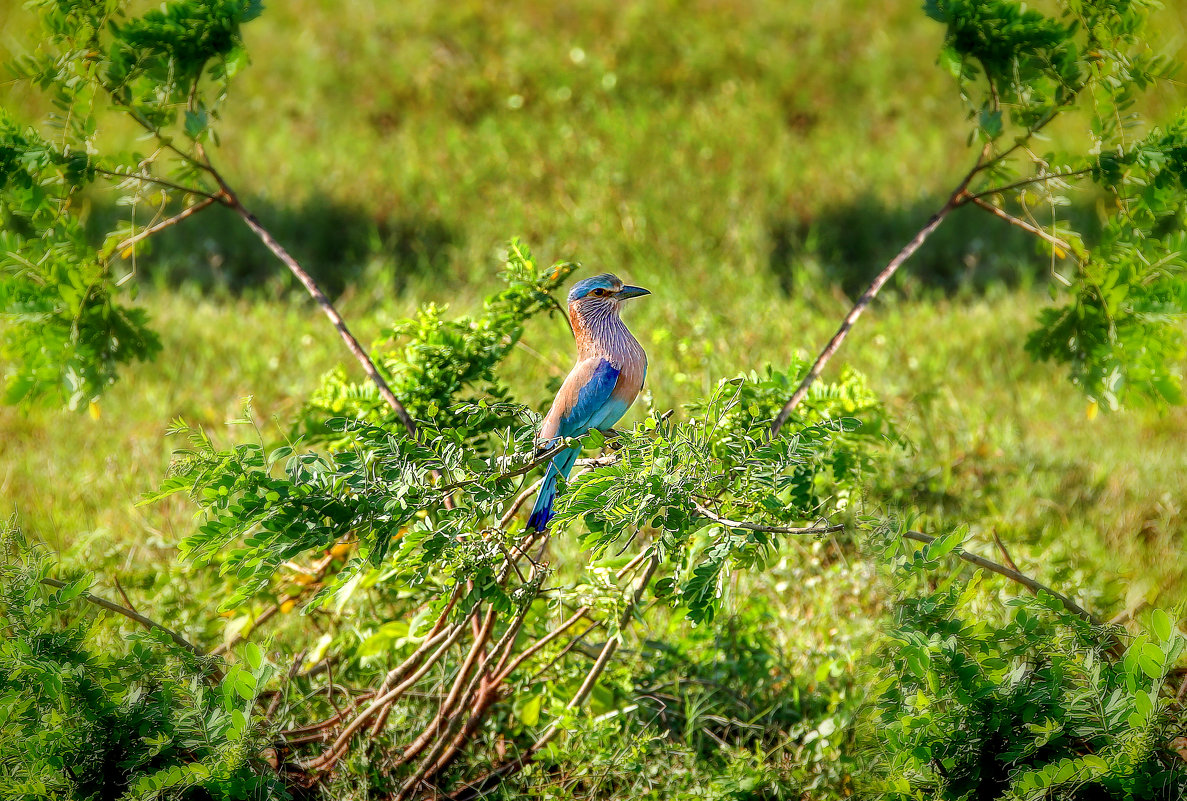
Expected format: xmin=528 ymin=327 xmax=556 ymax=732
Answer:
xmin=527 ymin=447 xmax=581 ymax=532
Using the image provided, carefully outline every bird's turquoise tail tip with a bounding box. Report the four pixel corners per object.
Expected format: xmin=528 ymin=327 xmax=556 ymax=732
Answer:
xmin=526 ymin=483 xmax=557 ymax=532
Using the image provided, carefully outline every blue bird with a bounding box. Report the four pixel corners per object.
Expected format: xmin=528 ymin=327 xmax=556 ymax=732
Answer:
xmin=526 ymin=274 xmax=650 ymax=532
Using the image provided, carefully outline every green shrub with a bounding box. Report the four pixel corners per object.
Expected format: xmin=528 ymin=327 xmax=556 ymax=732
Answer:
xmin=0 ymin=523 xmax=283 ymax=801
xmin=868 ymin=527 xmax=1187 ymax=800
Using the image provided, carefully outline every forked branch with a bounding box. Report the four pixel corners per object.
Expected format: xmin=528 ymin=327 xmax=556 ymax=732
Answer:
xmin=771 ymin=143 xmax=1095 ymax=436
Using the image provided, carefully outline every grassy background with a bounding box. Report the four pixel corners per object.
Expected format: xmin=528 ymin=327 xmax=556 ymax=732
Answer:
xmin=2 ymin=5 xmax=1187 ymax=789
xmin=3 ymin=1 xmax=1187 ymax=795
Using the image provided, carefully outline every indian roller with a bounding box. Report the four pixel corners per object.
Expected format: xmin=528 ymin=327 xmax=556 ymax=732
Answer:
xmin=526 ymin=274 xmax=650 ymax=532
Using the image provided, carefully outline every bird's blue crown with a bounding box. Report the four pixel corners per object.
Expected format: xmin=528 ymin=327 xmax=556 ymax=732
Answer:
xmin=567 ymin=273 xmax=621 ymax=303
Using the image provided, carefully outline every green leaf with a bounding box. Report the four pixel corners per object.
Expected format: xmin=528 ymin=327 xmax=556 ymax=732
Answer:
xmin=1138 ymin=642 xmax=1165 ymax=679
xmin=1151 ymin=608 xmax=1174 ymax=642
xmin=184 ymin=109 xmax=208 ymax=139
xmin=513 ymin=693 xmax=543 ymax=727
xmin=938 ymin=45 xmax=963 ymax=78
xmin=230 ymin=708 xmax=248 ymax=738
xmin=979 ymin=109 xmax=1003 ymax=139
xmin=52 ymin=576 xmax=90 ymax=604
xmin=234 ymin=668 xmax=257 ymax=700
xmin=923 ymin=529 xmax=964 ymax=561
xmin=1134 ymin=688 xmax=1154 ymax=718
xmin=244 ymin=641 xmax=263 ymax=671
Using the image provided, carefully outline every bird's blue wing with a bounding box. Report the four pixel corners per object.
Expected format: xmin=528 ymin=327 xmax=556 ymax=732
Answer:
xmin=557 ymin=359 xmax=621 ymax=438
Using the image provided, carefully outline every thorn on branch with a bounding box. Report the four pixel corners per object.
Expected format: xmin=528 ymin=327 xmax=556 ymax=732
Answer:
xmin=966 ymin=195 xmax=1074 ymax=255
xmin=114 ymin=195 xmax=219 ymax=255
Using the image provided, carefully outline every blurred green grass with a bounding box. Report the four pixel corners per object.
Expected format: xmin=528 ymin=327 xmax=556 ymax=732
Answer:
xmin=1 ymin=0 xmax=1186 ymax=618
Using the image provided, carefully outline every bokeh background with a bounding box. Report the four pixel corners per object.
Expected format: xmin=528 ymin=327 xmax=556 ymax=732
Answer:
xmin=2 ymin=0 xmax=1187 ymax=663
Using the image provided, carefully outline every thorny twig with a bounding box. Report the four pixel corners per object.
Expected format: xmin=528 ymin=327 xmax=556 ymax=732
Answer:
xmin=115 ymin=196 xmax=218 ymax=254
xmin=966 ymin=195 xmax=1074 ymax=255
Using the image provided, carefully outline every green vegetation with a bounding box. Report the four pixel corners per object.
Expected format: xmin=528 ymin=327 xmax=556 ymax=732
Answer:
xmin=3 ymin=0 xmax=1187 ymax=799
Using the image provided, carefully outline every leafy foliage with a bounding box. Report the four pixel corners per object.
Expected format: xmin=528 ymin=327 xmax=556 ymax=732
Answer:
xmin=5 ymin=1 xmax=1187 ymax=799
xmin=556 ymin=384 xmax=872 ymax=624
xmin=0 ymin=110 xmax=160 ymax=408
xmin=928 ymin=0 xmax=1187 ymax=407
xmin=155 ymin=266 xmax=881 ymax=626
xmin=304 ymin=240 xmax=573 ymax=442
xmin=0 ymin=522 xmax=282 ymax=801
xmin=137 ymin=259 xmax=885 ymax=796
xmin=0 ymin=0 xmax=260 ymax=409
xmin=1029 ymin=112 xmax=1187 ymax=407
xmin=869 ymin=526 xmax=1187 ymax=800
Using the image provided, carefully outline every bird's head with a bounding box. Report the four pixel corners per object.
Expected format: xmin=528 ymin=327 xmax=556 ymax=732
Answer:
xmin=567 ymin=273 xmax=650 ymax=318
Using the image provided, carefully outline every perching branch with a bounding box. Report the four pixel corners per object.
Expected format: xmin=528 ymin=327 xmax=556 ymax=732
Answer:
xmin=439 ymin=441 xmax=571 ymax=493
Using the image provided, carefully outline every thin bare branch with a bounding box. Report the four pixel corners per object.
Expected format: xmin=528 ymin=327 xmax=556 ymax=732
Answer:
xmin=770 ymin=147 xmax=988 ymax=436
xmin=115 ymin=196 xmax=218 ymax=254
xmin=448 ymin=555 xmax=662 ymax=800
xmin=303 ymin=621 xmax=469 ymax=771
xmin=41 ymin=577 xmax=214 ymax=670
xmin=990 ymin=529 xmax=1022 ymax=575
xmin=500 ymin=477 xmax=546 ymax=528
xmin=495 ymin=605 xmax=590 ymax=683
xmin=218 ymin=190 xmax=417 ymax=437
xmin=903 ymin=531 xmax=1097 ymax=622
xmin=691 ymin=502 xmax=844 ymax=536
xmin=967 ymin=195 xmax=1073 ymax=253
xmin=967 ymin=167 xmax=1093 ymax=202
xmin=112 ymin=574 xmax=137 ymax=614
xmin=92 ymin=166 xmax=222 ymax=202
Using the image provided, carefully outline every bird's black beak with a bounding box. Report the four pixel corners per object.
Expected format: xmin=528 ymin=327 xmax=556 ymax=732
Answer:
xmin=617 ymin=285 xmax=651 ymax=300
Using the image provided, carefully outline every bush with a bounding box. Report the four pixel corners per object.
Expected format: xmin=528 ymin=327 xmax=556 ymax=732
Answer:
xmin=868 ymin=527 xmax=1187 ymax=800
xmin=0 ymin=523 xmax=283 ymax=801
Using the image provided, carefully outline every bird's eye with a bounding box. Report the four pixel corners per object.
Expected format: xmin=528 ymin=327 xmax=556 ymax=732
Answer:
xmin=591 ymin=288 xmax=606 ymax=297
